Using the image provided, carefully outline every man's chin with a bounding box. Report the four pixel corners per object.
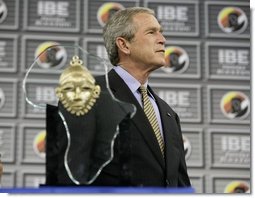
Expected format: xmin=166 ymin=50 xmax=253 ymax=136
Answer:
xmin=149 ymin=64 xmax=165 ymax=72
xmin=158 ymin=58 xmax=166 ymax=66
xmin=156 ymin=61 xmax=166 ymax=68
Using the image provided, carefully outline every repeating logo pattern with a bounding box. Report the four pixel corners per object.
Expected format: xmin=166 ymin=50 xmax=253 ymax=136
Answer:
xmin=217 ymin=7 xmax=248 ymax=34
xmin=224 ymin=180 xmax=250 ymax=193
xmin=162 ymin=46 xmax=189 ymax=74
xmin=34 ymin=41 xmax=67 ymax=69
xmin=220 ymin=91 xmax=250 ymax=119
xmin=33 ymin=130 xmax=46 ymax=159
xmin=97 ymin=2 xmax=124 ymax=27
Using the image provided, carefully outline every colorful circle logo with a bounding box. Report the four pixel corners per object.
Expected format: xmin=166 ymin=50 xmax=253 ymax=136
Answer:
xmin=0 ymin=88 xmax=5 ymax=109
xmin=182 ymin=135 xmax=192 ymax=160
xmin=0 ymin=0 xmax=8 ymax=23
xmin=97 ymin=2 xmax=125 ymax=27
xmin=162 ymin=46 xmax=189 ymax=74
xmin=217 ymin=7 xmax=248 ymax=34
xmin=33 ymin=130 xmax=46 ymax=159
xmin=34 ymin=41 xmax=67 ymax=69
xmin=224 ymin=181 xmax=250 ymax=193
xmin=220 ymin=91 xmax=250 ymax=119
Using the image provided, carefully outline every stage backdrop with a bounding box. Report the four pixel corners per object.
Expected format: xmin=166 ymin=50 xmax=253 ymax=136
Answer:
xmin=0 ymin=0 xmax=250 ymax=193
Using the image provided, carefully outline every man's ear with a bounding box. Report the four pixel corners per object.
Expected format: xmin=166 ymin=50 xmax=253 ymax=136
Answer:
xmin=116 ymin=37 xmax=130 ymax=55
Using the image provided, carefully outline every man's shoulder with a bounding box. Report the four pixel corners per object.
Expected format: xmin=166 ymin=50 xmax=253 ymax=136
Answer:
xmin=95 ymin=69 xmax=116 ymax=84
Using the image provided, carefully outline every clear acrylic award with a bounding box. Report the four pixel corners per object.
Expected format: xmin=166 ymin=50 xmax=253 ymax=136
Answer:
xmin=23 ymin=44 xmax=136 ymax=185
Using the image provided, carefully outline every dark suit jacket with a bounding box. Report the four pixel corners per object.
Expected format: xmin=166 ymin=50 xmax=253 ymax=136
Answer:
xmin=93 ymin=69 xmax=191 ymax=187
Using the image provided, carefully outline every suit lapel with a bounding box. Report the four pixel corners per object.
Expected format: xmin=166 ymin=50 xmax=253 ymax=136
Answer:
xmin=108 ymin=70 xmax=165 ymax=168
xmin=151 ymin=89 xmax=180 ymax=177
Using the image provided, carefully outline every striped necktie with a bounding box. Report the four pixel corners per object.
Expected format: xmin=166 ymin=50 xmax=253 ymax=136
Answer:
xmin=139 ymin=85 xmax=164 ymax=157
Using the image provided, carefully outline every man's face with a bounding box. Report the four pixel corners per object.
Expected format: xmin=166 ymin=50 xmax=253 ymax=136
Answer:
xmin=128 ymin=13 xmax=166 ymax=70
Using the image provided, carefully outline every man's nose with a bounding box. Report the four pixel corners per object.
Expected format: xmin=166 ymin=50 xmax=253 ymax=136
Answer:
xmin=159 ymin=33 xmax=166 ymax=45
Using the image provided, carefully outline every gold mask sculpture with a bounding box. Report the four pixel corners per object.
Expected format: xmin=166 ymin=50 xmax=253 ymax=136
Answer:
xmin=55 ymin=56 xmax=101 ymax=116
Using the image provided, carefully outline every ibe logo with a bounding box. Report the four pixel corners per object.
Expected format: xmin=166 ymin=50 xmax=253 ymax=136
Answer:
xmin=158 ymin=90 xmax=190 ymax=107
xmin=157 ymin=6 xmax=188 ymax=21
xmin=37 ymin=1 xmax=69 ymax=17
xmin=35 ymin=86 xmax=56 ymax=103
xmin=221 ymin=136 xmax=250 ymax=152
xmin=218 ymin=49 xmax=249 ymax=65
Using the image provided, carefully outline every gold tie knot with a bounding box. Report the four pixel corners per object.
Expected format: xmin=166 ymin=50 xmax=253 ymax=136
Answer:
xmin=139 ymin=85 xmax=147 ymax=95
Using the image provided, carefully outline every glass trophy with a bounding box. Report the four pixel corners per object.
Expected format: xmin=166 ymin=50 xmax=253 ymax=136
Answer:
xmin=23 ymin=44 xmax=136 ymax=185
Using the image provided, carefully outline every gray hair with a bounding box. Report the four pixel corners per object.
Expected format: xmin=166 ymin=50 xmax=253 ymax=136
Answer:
xmin=103 ymin=7 xmax=155 ymax=66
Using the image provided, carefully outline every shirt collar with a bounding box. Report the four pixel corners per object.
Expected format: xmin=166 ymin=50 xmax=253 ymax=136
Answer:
xmin=113 ymin=66 xmax=147 ymax=94
xmin=113 ymin=66 xmax=154 ymax=99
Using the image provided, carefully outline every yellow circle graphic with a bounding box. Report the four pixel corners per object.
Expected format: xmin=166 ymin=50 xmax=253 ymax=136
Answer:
xmin=162 ymin=46 xmax=189 ymax=74
xmin=217 ymin=7 xmax=248 ymax=34
xmin=33 ymin=130 xmax=46 ymax=159
xmin=220 ymin=91 xmax=250 ymax=119
xmin=224 ymin=181 xmax=250 ymax=193
xmin=34 ymin=41 xmax=67 ymax=69
xmin=97 ymin=2 xmax=125 ymax=27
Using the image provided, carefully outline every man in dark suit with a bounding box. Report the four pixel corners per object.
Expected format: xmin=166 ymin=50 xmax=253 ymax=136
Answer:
xmin=93 ymin=7 xmax=191 ymax=187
